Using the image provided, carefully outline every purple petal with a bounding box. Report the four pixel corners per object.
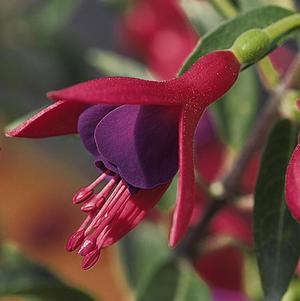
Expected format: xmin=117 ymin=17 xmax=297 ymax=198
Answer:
xmin=78 ymin=104 xmax=116 ymax=156
xmin=95 ymin=105 xmax=180 ymax=189
xmin=95 ymin=156 xmax=118 ymax=174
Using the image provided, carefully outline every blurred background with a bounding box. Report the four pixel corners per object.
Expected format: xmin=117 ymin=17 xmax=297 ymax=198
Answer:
xmin=1 ymin=1 xmax=300 ymax=301
xmin=0 ymin=1 xmax=128 ymax=300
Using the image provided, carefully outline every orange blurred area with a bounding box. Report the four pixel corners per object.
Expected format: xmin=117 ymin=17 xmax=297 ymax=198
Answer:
xmin=0 ymin=133 xmax=129 ymax=301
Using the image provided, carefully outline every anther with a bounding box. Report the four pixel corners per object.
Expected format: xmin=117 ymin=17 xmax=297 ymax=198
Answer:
xmin=80 ymin=176 xmax=119 ymax=212
xmin=66 ymin=230 xmax=85 ymax=252
xmin=78 ymin=239 xmax=96 ymax=256
xmin=82 ymin=249 xmax=101 ymax=270
xmin=72 ymin=171 xmax=109 ymax=204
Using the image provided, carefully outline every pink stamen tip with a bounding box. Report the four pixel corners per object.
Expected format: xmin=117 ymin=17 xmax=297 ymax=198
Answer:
xmin=80 ymin=203 xmax=97 ymax=213
xmin=68 ymin=176 xmax=133 ymax=269
xmin=80 ymin=194 xmax=105 ymax=213
xmin=66 ymin=230 xmax=85 ymax=252
xmin=72 ymin=187 xmax=93 ymax=204
xmin=78 ymin=239 xmax=96 ymax=256
xmin=96 ymin=197 xmax=106 ymax=209
xmin=82 ymin=249 xmax=101 ymax=270
xmin=72 ymin=171 xmax=110 ymax=204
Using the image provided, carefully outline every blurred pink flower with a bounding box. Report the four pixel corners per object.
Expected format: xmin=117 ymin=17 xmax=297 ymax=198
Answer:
xmin=120 ymin=0 xmax=197 ymax=79
xmin=269 ymin=45 xmax=295 ymax=77
xmin=213 ymin=288 xmax=250 ymax=301
xmin=195 ymin=246 xmax=245 ymax=292
xmin=285 ymin=138 xmax=300 ymax=221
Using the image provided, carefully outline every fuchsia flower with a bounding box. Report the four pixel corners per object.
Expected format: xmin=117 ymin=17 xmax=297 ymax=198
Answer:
xmin=269 ymin=45 xmax=295 ymax=77
xmin=195 ymin=246 xmax=245 ymax=294
xmin=7 ymin=50 xmax=240 ymax=269
xmin=285 ymin=124 xmax=300 ymax=220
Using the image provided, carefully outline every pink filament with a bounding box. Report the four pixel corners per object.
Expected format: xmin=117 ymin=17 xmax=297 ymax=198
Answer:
xmin=72 ymin=171 xmax=110 ymax=204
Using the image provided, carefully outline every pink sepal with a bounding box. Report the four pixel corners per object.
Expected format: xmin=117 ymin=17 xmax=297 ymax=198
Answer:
xmin=6 ymin=101 xmax=88 ymax=138
xmin=169 ymin=105 xmax=204 ymax=247
xmin=47 ymin=77 xmax=182 ymax=106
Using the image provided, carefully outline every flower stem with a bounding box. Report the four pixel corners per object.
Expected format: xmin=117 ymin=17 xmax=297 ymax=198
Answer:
xmin=264 ymin=14 xmax=300 ymax=43
xmin=209 ymin=0 xmax=238 ymax=19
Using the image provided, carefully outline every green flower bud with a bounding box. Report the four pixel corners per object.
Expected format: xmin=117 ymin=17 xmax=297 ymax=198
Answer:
xmin=232 ymin=29 xmax=271 ymax=65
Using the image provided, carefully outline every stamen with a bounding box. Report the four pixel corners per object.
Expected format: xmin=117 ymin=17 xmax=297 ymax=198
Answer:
xmin=80 ymin=176 xmax=119 ymax=212
xmin=96 ymin=225 xmax=110 ymax=247
xmin=80 ymin=194 xmax=104 ymax=213
xmin=78 ymin=224 xmax=111 ymax=256
xmin=75 ymin=180 xmax=127 ymax=256
xmin=66 ymin=214 xmax=94 ymax=252
xmin=78 ymin=238 xmax=96 ymax=256
xmin=81 ymin=227 xmax=110 ymax=269
xmin=85 ymin=181 xmax=127 ymax=234
xmin=78 ymin=220 xmax=109 ymax=256
xmin=72 ymin=171 xmax=109 ymax=204
xmin=101 ymin=201 xmax=138 ymax=248
xmin=79 ymin=187 xmax=129 ymax=256
xmin=82 ymin=249 xmax=101 ymax=270
xmin=93 ymin=190 xmax=130 ymax=229
xmin=93 ymin=197 xmax=128 ymax=234
xmin=68 ymin=174 xmax=135 ymax=268
xmin=66 ymin=230 xmax=84 ymax=252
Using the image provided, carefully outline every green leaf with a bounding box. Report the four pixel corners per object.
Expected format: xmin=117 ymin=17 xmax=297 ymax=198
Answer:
xmin=99 ymin=0 xmax=131 ymax=11
xmin=212 ymin=67 xmax=259 ymax=149
xmin=254 ymin=119 xmax=300 ymax=301
xmin=244 ymin=253 xmax=264 ymax=301
xmin=31 ymin=0 xmax=81 ymax=37
xmin=175 ymin=263 xmax=212 ymax=301
xmin=0 ymin=243 xmax=95 ymax=301
xmin=86 ymin=49 xmax=152 ymax=79
xmin=157 ymin=176 xmax=178 ymax=212
xmin=5 ymin=107 xmax=47 ymax=133
xmin=119 ymin=222 xmax=171 ymax=290
xmin=137 ymin=259 xmax=212 ymax=301
xmin=237 ymin=0 xmax=264 ymax=12
xmin=180 ymin=0 xmax=223 ymax=35
xmin=179 ymin=5 xmax=294 ymax=75
xmin=282 ymin=278 xmax=300 ymax=301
